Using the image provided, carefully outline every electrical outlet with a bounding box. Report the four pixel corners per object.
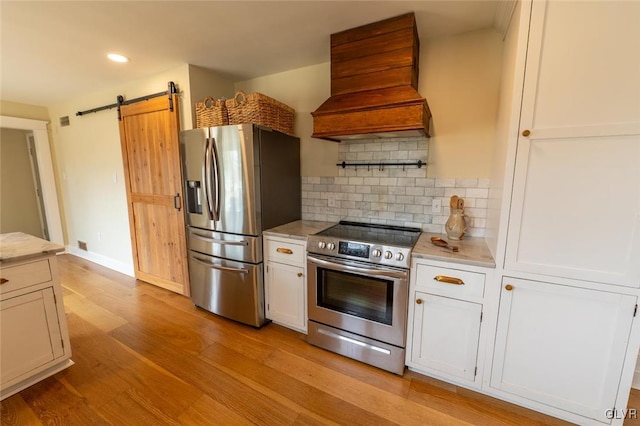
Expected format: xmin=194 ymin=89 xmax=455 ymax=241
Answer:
xmin=432 ymin=198 xmax=442 ymax=214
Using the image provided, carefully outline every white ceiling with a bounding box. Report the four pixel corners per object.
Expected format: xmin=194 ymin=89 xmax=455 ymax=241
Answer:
xmin=1 ymin=1 xmax=499 ymax=107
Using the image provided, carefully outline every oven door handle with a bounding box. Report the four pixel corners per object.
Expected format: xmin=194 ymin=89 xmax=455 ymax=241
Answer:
xmin=307 ymin=255 xmax=408 ymax=280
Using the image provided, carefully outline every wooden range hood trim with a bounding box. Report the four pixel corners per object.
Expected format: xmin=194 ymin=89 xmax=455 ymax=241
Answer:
xmin=311 ymin=12 xmax=432 ymax=142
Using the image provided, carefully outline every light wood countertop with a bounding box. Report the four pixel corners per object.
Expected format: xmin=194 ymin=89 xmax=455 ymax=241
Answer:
xmin=0 ymin=232 xmax=65 ymax=263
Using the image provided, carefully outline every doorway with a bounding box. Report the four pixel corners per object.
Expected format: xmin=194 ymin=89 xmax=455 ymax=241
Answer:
xmin=0 ymin=116 xmax=64 ymax=245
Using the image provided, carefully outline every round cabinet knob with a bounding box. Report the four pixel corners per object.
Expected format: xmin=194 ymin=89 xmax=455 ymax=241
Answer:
xmin=327 ymin=242 xmax=336 ymax=251
xmin=384 ymin=251 xmax=393 ymax=259
xmin=318 ymin=241 xmax=326 ymax=249
xmin=505 ymin=284 xmax=514 ymax=291
xmin=416 ymin=299 xmax=423 ymax=304
xmin=396 ymin=252 xmax=404 ymax=261
xmin=297 ymin=272 xmax=303 ymax=278
xmin=522 ymin=129 xmax=531 ymax=137
xmin=372 ymin=249 xmax=382 ymax=257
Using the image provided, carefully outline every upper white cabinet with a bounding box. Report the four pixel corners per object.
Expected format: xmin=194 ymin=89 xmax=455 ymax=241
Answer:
xmin=504 ymin=0 xmax=640 ymax=287
xmin=486 ymin=1 xmax=640 ymax=423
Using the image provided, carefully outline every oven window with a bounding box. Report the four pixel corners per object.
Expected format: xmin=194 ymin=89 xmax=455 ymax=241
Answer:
xmin=317 ymin=269 xmax=393 ymax=325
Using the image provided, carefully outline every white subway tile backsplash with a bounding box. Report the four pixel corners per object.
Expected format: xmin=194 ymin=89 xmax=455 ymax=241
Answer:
xmin=300 ymin=136 xmax=489 ymax=236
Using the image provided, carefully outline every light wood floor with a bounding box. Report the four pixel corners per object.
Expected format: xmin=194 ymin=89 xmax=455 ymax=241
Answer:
xmin=0 ymin=254 xmax=632 ymax=425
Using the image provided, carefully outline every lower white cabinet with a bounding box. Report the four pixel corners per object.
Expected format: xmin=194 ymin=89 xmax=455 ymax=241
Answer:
xmin=490 ymin=276 xmax=636 ymax=423
xmin=264 ymin=236 xmax=307 ymax=333
xmin=410 ymin=292 xmax=482 ymax=382
xmin=406 ymin=259 xmax=489 ymax=387
xmin=0 ymin=255 xmax=72 ymax=400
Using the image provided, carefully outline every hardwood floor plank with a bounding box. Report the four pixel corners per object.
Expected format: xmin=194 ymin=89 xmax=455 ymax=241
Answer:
xmin=63 ymin=292 xmax=128 ymax=332
xmin=99 ymin=388 xmax=181 ymax=426
xmin=178 ymin=394 xmax=259 ymax=426
xmin=20 ymin=378 xmax=110 ymax=425
xmin=263 ymin=349 xmax=472 ymax=425
xmin=200 ymin=342 xmax=396 ymax=425
xmin=0 ymin=394 xmax=43 ymax=425
xmin=111 ymin=323 xmax=301 ymax=425
xmin=406 ymin=373 xmax=568 ymax=426
xmin=4 ymin=254 xmax=594 ymax=426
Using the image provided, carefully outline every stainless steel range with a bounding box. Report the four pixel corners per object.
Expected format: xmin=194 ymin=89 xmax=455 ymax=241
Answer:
xmin=306 ymin=221 xmax=421 ymax=375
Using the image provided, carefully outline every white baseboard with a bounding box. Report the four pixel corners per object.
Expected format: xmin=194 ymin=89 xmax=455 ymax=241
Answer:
xmin=66 ymin=246 xmax=135 ymax=277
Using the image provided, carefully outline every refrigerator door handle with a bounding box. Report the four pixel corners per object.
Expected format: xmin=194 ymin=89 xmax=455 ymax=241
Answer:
xmin=210 ymin=136 xmax=221 ymax=221
xmin=202 ymin=138 xmax=214 ymax=220
xmin=191 ymin=256 xmax=249 ymax=274
xmin=190 ymin=232 xmax=249 ymax=246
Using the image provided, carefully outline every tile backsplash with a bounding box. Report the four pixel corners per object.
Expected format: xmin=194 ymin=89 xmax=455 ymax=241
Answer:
xmin=301 ymin=137 xmax=489 ymax=237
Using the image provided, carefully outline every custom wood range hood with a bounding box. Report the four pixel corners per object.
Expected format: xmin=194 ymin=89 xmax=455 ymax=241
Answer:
xmin=312 ymin=12 xmax=432 ymax=142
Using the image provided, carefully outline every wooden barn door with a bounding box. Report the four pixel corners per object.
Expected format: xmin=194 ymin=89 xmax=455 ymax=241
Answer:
xmin=118 ymin=94 xmax=189 ymax=295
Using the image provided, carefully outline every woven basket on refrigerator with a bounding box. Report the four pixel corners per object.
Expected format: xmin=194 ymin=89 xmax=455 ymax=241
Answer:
xmin=195 ymin=97 xmax=228 ymax=128
xmin=225 ymin=91 xmax=295 ymax=136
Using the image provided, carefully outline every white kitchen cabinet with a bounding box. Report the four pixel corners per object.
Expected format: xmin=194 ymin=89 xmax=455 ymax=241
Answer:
xmin=406 ymin=259 xmax=489 ymax=387
xmin=504 ymin=0 xmax=640 ymax=288
xmin=491 ymin=277 xmax=636 ymax=424
xmin=0 ymin=255 xmax=73 ymax=400
xmin=485 ymin=0 xmax=640 ymax=423
xmin=264 ymin=236 xmax=307 ymax=333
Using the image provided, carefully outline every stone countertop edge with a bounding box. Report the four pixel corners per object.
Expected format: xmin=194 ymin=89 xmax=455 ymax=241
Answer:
xmin=263 ymin=220 xmax=336 ymax=241
xmin=0 ymin=232 xmax=65 ymax=264
xmin=412 ymin=232 xmax=496 ymax=268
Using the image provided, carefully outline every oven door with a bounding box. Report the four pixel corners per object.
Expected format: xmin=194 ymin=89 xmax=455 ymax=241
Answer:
xmin=307 ymin=254 xmax=409 ymax=347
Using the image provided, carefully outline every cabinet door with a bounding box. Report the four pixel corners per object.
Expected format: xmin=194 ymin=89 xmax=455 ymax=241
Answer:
xmin=265 ymin=261 xmax=306 ymax=332
xmin=1 ymin=288 xmax=64 ymax=387
xmin=505 ymin=0 xmax=640 ymax=287
xmin=491 ymin=277 xmax=636 ymax=422
xmin=410 ymin=292 xmax=482 ymax=382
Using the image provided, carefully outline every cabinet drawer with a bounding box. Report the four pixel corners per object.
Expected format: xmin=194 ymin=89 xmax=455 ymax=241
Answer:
xmin=265 ymin=238 xmax=305 ymax=266
xmin=415 ymin=264 xmax=485 ymax=300
xmin=0 ymin=260 xmax=52 ymax=295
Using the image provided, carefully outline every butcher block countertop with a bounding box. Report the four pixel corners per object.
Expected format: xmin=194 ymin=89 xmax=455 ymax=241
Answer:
xmin=0 ymin=232 xmax=65 ymax=263
xmin=412 ymin=233 xmax=495 ymax=268
xmin=264 ymin=220 xmax=335 ymax=241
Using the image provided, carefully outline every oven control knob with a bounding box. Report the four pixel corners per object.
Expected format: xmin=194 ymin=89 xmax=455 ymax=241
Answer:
xmin=372 ymin=249 xmax=382 ymax=257
xmin=327 ymin=242 xmax=336 ymax=251
xmin=318 ymin=241 xmax=327 ymax=249
xmin=396 ymin=252 xmax=405 ymax=261
xmin=384 ymin=251 xmax=393 ymax=259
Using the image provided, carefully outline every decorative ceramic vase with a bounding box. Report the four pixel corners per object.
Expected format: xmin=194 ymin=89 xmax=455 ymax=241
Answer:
xmin=445 ymin=208 xmax=467 ymax=240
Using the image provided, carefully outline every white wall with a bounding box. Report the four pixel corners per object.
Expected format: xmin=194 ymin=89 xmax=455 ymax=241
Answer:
xmin=234 ymin=28 xmax=503 ymax=179
xmin=421 ymin=28 xmax=504 ymax=178
xmin=486 ymin=2 xmax=526 ymax=260
xmin=47 ymin=64 xmax=191 ymax=275
xmin=0 ymin=101 xmax=49 ymax=121
xmin=0 ymin=128 xmax=43 ymax=237
xmin=234 ymin=62 xmax=337 ymax=177
xmin=187 ymin=65 xmax=235 ymax=130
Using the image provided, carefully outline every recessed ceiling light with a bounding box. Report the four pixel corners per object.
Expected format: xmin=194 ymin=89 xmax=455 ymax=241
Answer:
xmin=107 ymin=53 xmax=130 ymax=63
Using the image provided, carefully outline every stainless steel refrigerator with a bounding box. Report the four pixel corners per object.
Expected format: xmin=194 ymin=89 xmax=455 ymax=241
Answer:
xmin=180 ymin=124 xmax=300 ymax=327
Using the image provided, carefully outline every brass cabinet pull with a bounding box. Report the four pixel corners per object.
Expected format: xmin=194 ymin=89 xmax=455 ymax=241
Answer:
xmin=434 ymin=275 xmax=464 ymax=285
xmin=416 ymin=299 xmax=423 ymax=304
xmin=297 ymin=272 xmax=303 ymax=277
xmin=522 ymin=129 xmax=531 ymax=137
xmin=276 ymin=248 xmax=293 ymax=255
xmin=505 ymin=284 xmax=514 ymax=291
xmin=0 ymin=278 xmax=8 ymax=285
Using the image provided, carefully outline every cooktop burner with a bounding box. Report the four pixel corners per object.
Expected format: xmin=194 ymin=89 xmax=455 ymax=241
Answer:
xmin=307 ymin=221 xmax=422 ymax=268
xmin=317 ymin=221 xmax=421 ymax=247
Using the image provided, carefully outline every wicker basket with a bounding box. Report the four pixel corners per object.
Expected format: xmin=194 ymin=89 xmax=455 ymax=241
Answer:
xmin=195 ymin=97 xmax=228 ymax=128
xmin=225 ymin=91 xmax=295 ymax=135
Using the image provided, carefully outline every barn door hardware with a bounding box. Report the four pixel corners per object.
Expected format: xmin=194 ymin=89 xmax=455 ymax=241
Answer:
xmin=76 ymin=81 xmax=178 ymax=119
